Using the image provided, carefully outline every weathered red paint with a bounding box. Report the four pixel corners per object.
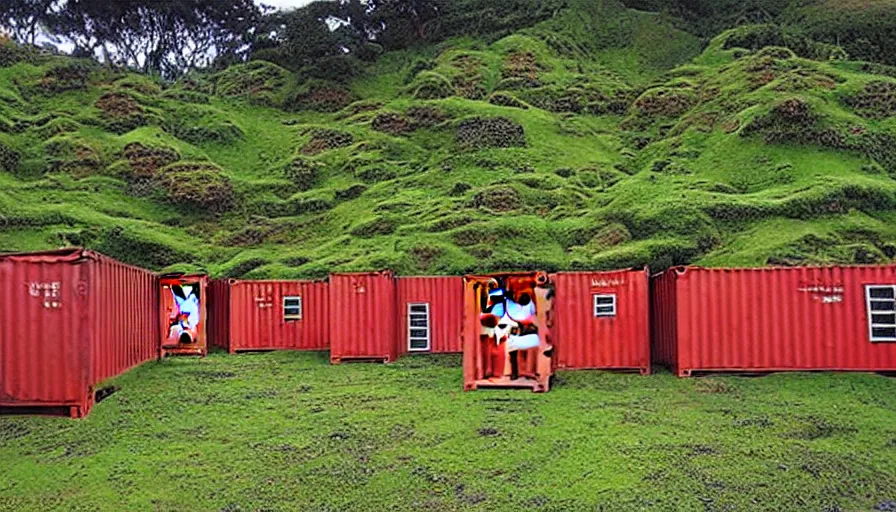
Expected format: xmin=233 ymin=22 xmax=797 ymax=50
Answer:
xmin=463 ymin=272 xmax=554 ymax=392
xmin=552 ymin=270 xmax=651 ymax=374
xmin=397 ymin=277 xmax=463 ymax=355
xmin=329 ymin=272 xmax=398 ymax=363
xmin=226 ymin=280 xmax=329 ymax=353
xmin=0 ymin=248 xmax=158 ymax=418
xmin=160 ymin=274 xmax=208 ymax=357
xmin=652 ymin=265 xmax=896 ymax=376
xmin=208 ymin=279 xmax=231 ymax=351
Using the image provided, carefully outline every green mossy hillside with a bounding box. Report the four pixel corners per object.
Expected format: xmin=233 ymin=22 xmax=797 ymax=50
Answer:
xmin=1 ymin=0 xmax=895 ymax=277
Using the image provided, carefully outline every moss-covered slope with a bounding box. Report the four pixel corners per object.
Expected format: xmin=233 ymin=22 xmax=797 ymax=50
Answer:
xmin=1 ymin=1 xmax=895 ymax=277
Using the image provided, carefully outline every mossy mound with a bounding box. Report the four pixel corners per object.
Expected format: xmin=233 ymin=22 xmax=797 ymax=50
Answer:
xmin=163 ymin=105 xmax=244 ymax=145
xmin=456 ymin=117 xmax=526 ymax=149
xmin=284 ymin=157 xmax=323 ymax=191
xmin=371 ymin=112 xmax=411 ymax=135
xmin=93 ymin=226 xmax=195 ymax=270
xmin=95 ymin=92 xmax=152 ymax=134
xmin=38 ymin=60 xmax=96 ymax=93
xmin=123 ymin=142 xmax=180 ymax=179
xmin=215 ymin=61 xmax=292 ymax=107
xmin=471 ymin=186 xmax=522 ymax=212
xmin=408 ymin=71 xmax=454 ymax=100
xmin=844 ymin=81 xmax=896 ymax=119
xmin=301 ymin=128 xmax=354 ymax=155
xmin=155 ymin=162 xmax=234 ymax=212
xmin=291 ymin=81 xmax=355 ymax=112
xmin=0 ymin=136 xmax=21 ymax=172
xmin=721 ymin=24 xmax=847 ymax=62
xmin=44 ymin=136 xmax=103 ymax=177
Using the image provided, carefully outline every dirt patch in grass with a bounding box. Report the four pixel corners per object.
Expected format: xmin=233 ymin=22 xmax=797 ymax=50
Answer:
xmin=188 ymin=370 xmax=237 ymax=381
xmin=477 ymin=427 xmax=501 ymax=437
xmin=784 ymin=416 xmax=858 ymax=441
xmin=694 ymin=378 xmax=733 ymax=394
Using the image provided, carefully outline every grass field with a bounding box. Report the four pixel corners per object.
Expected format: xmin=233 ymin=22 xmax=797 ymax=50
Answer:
xmin=1 ymin=352 xmax=895 ymax=511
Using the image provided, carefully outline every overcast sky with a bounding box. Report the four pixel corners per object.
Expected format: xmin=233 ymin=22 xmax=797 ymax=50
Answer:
xmin=257 ymin=0 xmax=316 ymax=10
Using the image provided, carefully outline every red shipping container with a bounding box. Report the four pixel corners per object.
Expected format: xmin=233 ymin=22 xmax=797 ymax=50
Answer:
xmin=397 ymin=277 xmax=463 ymax=355
xmin=160 ymin=274 xmax=208 ymax=357
xmin=329 ymin=272 xmax=398 ymax=363
xmin=0 ymin=248 xmax=158 ymax=418
xmin=463 ymin=272 xmax=554 ymax=392
xmin=225 ymin=280 xmax=329 ymax=353
xmin=553 ymin=270 xmax=651 ymax=374
xmin=652 ymin=265 xmax=896 ymax=376
xmin=208 ymin=279 xmax=231 ymax=351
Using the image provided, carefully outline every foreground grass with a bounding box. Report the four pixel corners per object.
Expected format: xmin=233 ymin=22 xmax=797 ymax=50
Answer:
xmin=1 ymin=352 xmax=895 ymax=511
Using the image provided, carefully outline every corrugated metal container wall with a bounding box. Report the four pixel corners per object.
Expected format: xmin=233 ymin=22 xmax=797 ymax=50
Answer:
xmin=228 ymin=280 xmax=329 ymax=353
xmin=397 ymin=277 xmax=463 ymax=354
xmin=91 ymin=255 xmax=159 ymax=385
xmin=0 ymin=249 xmax=158 ymax=417
xmin=653 ymin=265 xmax=896 ymax=376
xmin=329 ymin=272 xmax=397 ymax=363
xmin=553 ymin=270 xmax=650 ymax=373
xmin=208 ymin=279 xmax=231 ymax=351
xmin=650 ymin=270 xmax=678 ymax=373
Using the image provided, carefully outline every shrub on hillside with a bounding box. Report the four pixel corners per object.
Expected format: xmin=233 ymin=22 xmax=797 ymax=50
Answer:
xmin=301 ymin=128 xmax=354 ymax=155
xmin=488 ymin=92 xmax=530 ymax=109
xmin=291 ymin=81 xmax=355 ymax=112
xmin=406 ymin=106 xmax=448 ymax=127
xmin=163 ymin=105 xmax=244 ymax=145
xmin=155 ymin=162 xmax=234 ymax=212
xmin=409 ymin=72 xmax=454 ymax=100
xmin=34 ymin=117 xmax=81 ymax=139
xmin=95 ymin=92 xmax=151 ymax=134
xmin=722 ymin=24 xmax=847 ymax=61
xmin=471 ymin=185 xmax=522 ymax=212
xmin=284 ymin=157 xmax=322 ymax=191
xmin=123 ymin=142 xmax=180 ymax=179
xmin=372 ymin=112 xmax=412 ymax=135
xmin=844 ymin=81 xmax=896 ymax=119
xmin=335 ymin=184 xmax=367 ymax=201
xmin=456 ymin=117 xmax=526 ymax=149
xmin=215 ymin=61 xmax=292 ymax=107
xmin=0 ymin=137 xmax=20 ymax=172
xmin=631 ymin=87 xmax=698 ymax=118
xmin=39 ymin=60 xmax=95 ymax=92
xmin=44 ymin=137 xmax=103 ymax=177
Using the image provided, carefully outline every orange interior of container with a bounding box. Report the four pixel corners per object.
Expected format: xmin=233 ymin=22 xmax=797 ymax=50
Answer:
xmin=465 ymin=272 xmax=554 ymax=392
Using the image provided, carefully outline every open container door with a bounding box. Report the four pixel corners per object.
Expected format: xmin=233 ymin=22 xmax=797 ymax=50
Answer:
xmin=463 ymin=272 xmax=554 ymax=393
xmin=160 ymin=274 xmax=208 ymax=357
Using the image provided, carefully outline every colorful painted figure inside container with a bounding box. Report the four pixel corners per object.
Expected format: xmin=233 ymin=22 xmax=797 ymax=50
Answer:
xmin=168 ymin=284 xmax=200 ymax=345
xmin=463 ymin=272 xmax=554 ymax=392
xmin=160 ymin=274 xmax=208 ymax=357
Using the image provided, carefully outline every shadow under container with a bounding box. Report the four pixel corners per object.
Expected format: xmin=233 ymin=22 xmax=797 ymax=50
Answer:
xmin=0 ymin=248 xmax=159 ymax=418
xmin=329 ymin=271 xmax=398 ymax=363
xmin=463 ymin=272 xmax=554 ymax=393
xmin=160 ymin=274 xmax=208 ymax=357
